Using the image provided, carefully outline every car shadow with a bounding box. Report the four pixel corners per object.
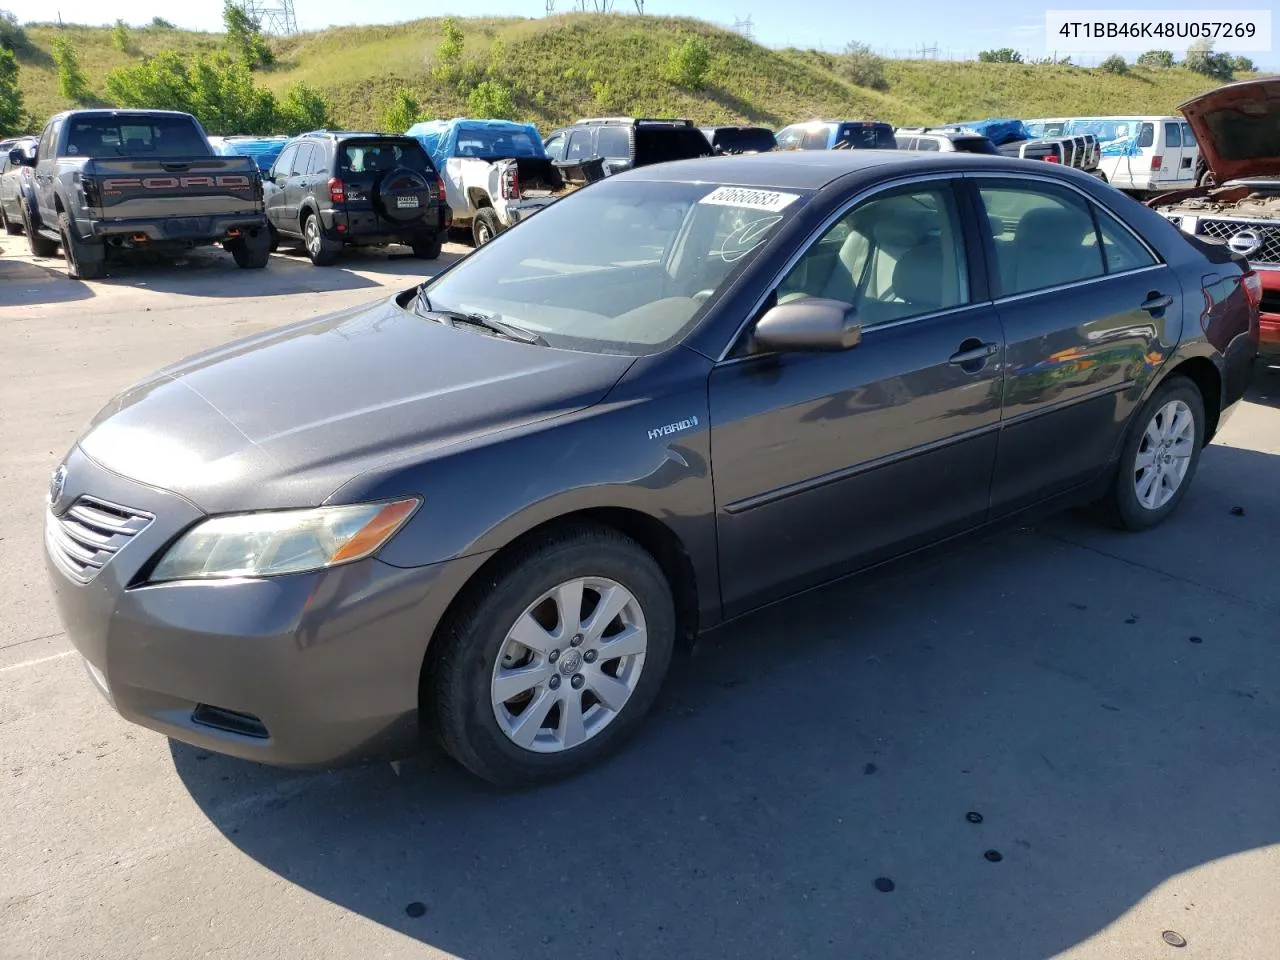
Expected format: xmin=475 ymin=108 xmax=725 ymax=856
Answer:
xmin=171 ymin=442 xmax=1280 ymax=960
xmin=1246 ymin=360 xmax=1280 ymax=408
xmin=0 ymin=257 xmax=95 ymax=307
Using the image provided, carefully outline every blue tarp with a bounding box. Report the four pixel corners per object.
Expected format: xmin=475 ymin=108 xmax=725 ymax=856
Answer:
xmin=404 ymin=118 xmax=546 ymax=173
xmin=943 ymin=118 xmax=1033 ymax=146
xmin=1056 ymin=118 xmax=1145 ymax=157
xmin=212 ymin=136 xmax=290 ymax=172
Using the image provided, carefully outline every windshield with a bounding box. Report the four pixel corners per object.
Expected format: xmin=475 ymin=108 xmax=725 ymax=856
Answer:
xmin=62 ymin=115 xmax=211 ymax=158
xmin=453 ymin=125 xmax=545 ymax=160
xmin=419 ymin=179 xmax=811 ymax=355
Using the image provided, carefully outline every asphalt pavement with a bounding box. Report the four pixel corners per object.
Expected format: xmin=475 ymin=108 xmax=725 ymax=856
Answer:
xmin=2 ymin=234 xmax=1279 ymax=960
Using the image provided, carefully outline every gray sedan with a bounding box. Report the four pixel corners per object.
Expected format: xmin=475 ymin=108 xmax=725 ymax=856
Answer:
xmin=43 ymin=150 xmax=1262 ymax=785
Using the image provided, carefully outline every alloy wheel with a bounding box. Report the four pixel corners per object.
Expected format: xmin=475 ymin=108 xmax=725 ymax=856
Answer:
xmin=490 ymin=577 xmax=648 ymax=753
xmin=1133 ymin=398 xmax=1195 ymax=510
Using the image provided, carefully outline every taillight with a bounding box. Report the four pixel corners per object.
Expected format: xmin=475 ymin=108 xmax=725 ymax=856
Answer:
xmin=328 ymin=177 xmax=345 ymax=204
xmin=81 ymin=176 xmax=100 ymax=207
xmin=1150 ymin=155 xmax=1163 ymax=171
xmin=500 ymin=166 xmax=519 ymax=201
xmin=1242 ymin=269 xmax=1263 ymax=308
xmin=1042 ymin=154 xmax=1060 ymax=163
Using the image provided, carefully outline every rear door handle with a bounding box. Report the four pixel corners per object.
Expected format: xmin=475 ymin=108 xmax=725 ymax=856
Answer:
xmin=949 ymin=340 xmax=1000 ymax=365
xmin=1140 ymin=292 xmax=1174 ymax=312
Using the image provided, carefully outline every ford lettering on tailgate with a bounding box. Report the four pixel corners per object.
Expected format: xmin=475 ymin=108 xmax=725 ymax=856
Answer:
xmin=103 ymin=175 xmax=254 ymax=193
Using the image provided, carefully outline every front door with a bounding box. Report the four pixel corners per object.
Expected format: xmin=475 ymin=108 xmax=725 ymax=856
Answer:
xmin=971 ymin=176 xmax=1177 ymax=516
xmin=709 ymin=179 xmax=1005 ymax=616
xmin=264 ymin=142 xmax=298 ymax=232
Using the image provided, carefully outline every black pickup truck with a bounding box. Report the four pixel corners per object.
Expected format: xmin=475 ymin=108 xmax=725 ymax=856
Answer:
xmin=12 ymin=109 xmax=270 ymax=279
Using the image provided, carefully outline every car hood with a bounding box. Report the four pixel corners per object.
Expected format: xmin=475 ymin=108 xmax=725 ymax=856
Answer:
xmin=1180 ymin=77 xmax=1280 ymax=183
xmin=77 ymin=294 xmax=635 ymax=514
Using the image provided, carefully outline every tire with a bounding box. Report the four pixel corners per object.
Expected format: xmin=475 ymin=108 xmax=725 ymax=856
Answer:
xmin=472 ymin=207 xmax=503 ymax=247
xmin=1098 ymin=375 xmax=1205 ymax=531
xmin=431 ymin=523 xmax=676 ymax=787
xmin=267 ymin=223 xmax=280 ymax=253
xmin=58 ymin=211 xmax=106 ymax=280
xmin=302 ymin=212 xmax=339 ymax=266
xmin=1 ymin=204 xmax=19 ymax=235
xmin=1198 ymin=169 xmax=1216 ymax=188
xmin=227 ymin=228 xmax=271 ymax=269
xmin=24 ymin=204 xmax=58 ymax=257
xmin=411 ymin=234 xmax=443 ymax=260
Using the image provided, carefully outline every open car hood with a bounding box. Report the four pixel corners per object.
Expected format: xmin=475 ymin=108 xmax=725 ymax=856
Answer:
xmin=1180 ymin=77 xmax=1280 ymax=182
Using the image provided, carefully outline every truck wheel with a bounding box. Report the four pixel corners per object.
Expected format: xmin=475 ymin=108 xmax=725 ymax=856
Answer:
xmin=228 ymin=229 xmax=271 ymax=270
xmin=302 ymin=212 xmax=339 ymax=266
xmin=411 ymin=234 xmax=443 ymax=260
xmin=0 ymin=205 xmax=19 ymax=235
xmin=24 ymin=204 xmax=58 ymax=257
xmin=472 ymin=208 xmax=503 ymax=247
xmin=58 ymin=211 xmax=106 ymax=280
xmin=267 ymin=224 xmax=280 ymax=252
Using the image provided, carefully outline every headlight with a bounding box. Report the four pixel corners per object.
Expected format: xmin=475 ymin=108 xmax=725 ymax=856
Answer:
xmin=149 ymin=498 xmax=420 ymax=582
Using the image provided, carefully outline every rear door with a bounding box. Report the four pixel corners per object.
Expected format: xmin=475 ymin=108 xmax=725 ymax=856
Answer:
xmin=282 ymin=142 xmax=314 ymax=225
xmin=971 ymin=175 xmax=1176 ymax=515
xmin=1179 ymin=121 xmax=1198 ymax=184
xmin=1157 ymin=120 xmax=1184 ymax=188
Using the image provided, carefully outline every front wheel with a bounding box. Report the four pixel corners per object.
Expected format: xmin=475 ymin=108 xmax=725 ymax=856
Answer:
xmin=1099 ymin=375 xmax=1205 ymax=531
xmin=430 ymin=524 xmax=676 ymax=787
xmin=24 ymin=204 xmax=59 ymax=257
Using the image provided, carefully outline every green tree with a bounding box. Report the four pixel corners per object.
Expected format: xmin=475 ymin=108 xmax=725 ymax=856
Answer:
xmin=0 ymin=46 xmax=25 ymax=136
xmin=438 ymin=17 xmax=464 ymax=64
xmin=1098 ymin=54 xmax=1128 ymax=74
xmin=52 ymin=35 xmax=91 ymax=103
xmin=978 ymin=48 xmax=1023 ymax=63
xmin=661 ymin=36 xmax=711 ymax=90
xmin=1229 ymin=54 xmax=1255 ymax=73
xmin=111 ymin=18 xmax=132 ymax=53
xmin=149 ymin=17 xmax=175 ymax=29
xmin=381 ymin=88 xmax=421 ymax=133
xmin=106 ymin=50 xmax=198 ymax=114
xmin=279 ymin=82 xmax=329 ymax=134
xmin=1135 ymin=49 xmax=1174 ymax=68
xmin=1184 ymin=40 xmax=1233 ymax=81
xmin=0 ymin=9 xmax=27 ymax=52
xmin=467 ymin=80 xmax=516 ymax=120
xmin=840 ymin=41 xmax=888 ymax=90
xmin=223 ymin=1 xmax=274 ymax=70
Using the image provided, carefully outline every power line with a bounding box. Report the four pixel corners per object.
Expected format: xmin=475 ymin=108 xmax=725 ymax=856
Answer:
xmin=231 ymin=0 xmax=299 ymax=36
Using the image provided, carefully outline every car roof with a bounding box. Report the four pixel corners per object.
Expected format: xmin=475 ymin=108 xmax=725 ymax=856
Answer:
xmin=610 ymin=149 xmax=1094 ymax=189
xmin=53 ymin=109 xmax=197 ymax=119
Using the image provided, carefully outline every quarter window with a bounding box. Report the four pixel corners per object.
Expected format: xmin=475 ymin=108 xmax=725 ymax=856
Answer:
xmin=775 ymin=185 xmax=969 ymax=327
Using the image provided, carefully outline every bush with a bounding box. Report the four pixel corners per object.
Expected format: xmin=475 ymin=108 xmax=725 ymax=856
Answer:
xmin=381 ymin=88 xmax=421 ymax=134
xmin=149 ymin=17 xmax=175 ymax=29
xmin=1229 ymin=55 xmax=1255 ymax=73
xmin=839 ymin=41 xmax=887 ymax=91
xmin=0 ymin=9 xmax=27 ymax=52
xmin=662 ymin=36 xmax=711 ymax=90
xmin=223 ymin=1 xmax=274 ymax=70
xmin=1184 ymin=40 xmax=1234 ymax=81
xmin=279 ymin=82 xmax=329 ymax=134
xmin=437 ymin=17 xmax=464 ymax=64
xmin=111 ymin=19 xmax=132 ymax=53
xmin=1098 ymin=54 xmax=1128 ymax=74
xmin=1135 ymin=49 xmax=1174 ymax=68
xmin=52 ymin=35 xmax=91 ymax=103
xmin=467 ymin=80 xmax=516 ymax=120
xmin=979 ymin=48 xmax=1023 ymax=63
xmin=0 ymin=46 xmax=24 ymax=136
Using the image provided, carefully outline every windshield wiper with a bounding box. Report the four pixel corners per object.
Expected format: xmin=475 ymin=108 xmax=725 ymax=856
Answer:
xmin=412 ymin=288 xmax=547 ymax=346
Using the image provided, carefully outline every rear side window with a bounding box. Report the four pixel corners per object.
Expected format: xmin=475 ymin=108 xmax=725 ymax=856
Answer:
xmin=1137 ymin=123 xmax=1155 ymax=149
xmin=1164 ymin=122 xmax=1181 ymax=148
xmin=800 ymin=126 xmax=831 ymax=150
xmin=953 ymin=137 xmax=999 ymax=155
xmin=977 ymin=182 xmax=1106 ymax=297
xmin=62 ymin=115 xmax=209 ymax=159
xmin=596 ymin=126 xmax=630 ymax=160
xmin=634 ymin=128 xmax=710 ymax=166
xmin=916 ymin=137 xmax=940 ymax=152
xmin=1095 ymin=208 xmax=1157 ymax=273
xmin=339 ymin=141 xmax=430 ymax=174
xmin=838 ymin=124 xmax=895 ymax=149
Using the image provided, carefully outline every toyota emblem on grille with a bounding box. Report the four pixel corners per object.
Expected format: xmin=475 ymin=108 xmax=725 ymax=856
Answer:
xmin=48 ymin=464 xmax=67 ymax=506
xmin=1227 ymin=229 xmax=1263 ymax=257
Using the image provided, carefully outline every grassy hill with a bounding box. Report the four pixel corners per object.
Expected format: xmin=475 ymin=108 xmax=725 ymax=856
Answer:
xmin=12 ymin=13 xmax=1241 ymax=135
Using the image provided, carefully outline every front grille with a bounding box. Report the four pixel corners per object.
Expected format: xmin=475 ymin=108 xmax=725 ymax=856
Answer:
xmin=1164 ymin=215 xmax=1183 ymax=229
xmin=1197 ymin=218 xmax=1280 ymax=265
xmin=46 ymin=496 xmax=153 ymax=583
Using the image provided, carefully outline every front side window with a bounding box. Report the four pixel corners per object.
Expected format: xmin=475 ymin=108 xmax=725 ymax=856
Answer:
xmin=543 ymin=134 xmax=566 ymax=161
xmin=564 ymin=131 xmax=593 ymax=161
xmin=978 ymin=182 xmax=1106 ymax=297
xmin=289 ymin=143 xmax=314 ymax=177
xmin=775 ymin=125 xmax=804 ymax=151
xmin=420 ymin=180 xmax=811 ymax=355
xmin=272 ymin=144 xmax=298 ymax=179
xmin=775 ymin=184 xmax=969 ymax=327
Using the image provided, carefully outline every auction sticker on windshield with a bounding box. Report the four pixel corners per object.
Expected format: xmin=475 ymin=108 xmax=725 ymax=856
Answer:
xmin=699 ymin=186 xmax=800 ymax=212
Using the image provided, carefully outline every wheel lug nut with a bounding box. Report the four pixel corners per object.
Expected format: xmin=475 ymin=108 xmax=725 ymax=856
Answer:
xmin=583 ymin=649 xmax=597 ymax=663
xmin=570 ymin=634 xmax=583 ymax=647
xmin=549 ymin=650 xmax=559 ymax=662
xmin=549 ymin=675 xmax=561 ymax=690
xmin=571 ymin=674 xmax=585 ymax=690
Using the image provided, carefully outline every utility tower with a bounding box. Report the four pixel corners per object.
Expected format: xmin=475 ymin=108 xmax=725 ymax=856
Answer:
xmin=733 ymin=15 xmax=754 ymax=39
xmin=232 ymin=0 xmax=299 ymax=36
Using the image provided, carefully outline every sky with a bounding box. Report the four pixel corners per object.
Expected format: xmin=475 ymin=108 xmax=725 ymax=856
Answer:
xmin=30 ymin=0 xmax=1278 ymax=66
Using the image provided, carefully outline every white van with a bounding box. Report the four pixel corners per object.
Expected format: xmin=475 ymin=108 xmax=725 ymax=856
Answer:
xmin=1024 ymin=116 xmax=1199 ymax=194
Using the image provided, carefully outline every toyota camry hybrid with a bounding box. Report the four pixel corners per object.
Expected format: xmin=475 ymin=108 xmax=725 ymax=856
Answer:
xmin=44 ymin=150 xmax=1261 ymax=786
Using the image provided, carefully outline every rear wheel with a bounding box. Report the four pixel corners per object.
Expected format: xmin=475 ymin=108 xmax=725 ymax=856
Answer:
xmin=24 ymin=204 xmax=58 ymax=257
xmin=411 ymin=233 xmax=442 ymax=260
xmin=302 ymin=212 xmax=339 ymax=266
xmin=431 ymin=524 xmax=676 ymax=787
xmin=228 ymin=228 xmax=271 ymax=269
xmin=58 ymin=211 xmax=106 ymax=280
xmin=1098 ymin=375 xmax=1205 ymax=531
xmin=267 ymin=223 xmax=280 ymax=252
xmin=1 ymin=204 xmax=20 ymax=235
xmin=472 ymin=207 xmax=503 ymax=247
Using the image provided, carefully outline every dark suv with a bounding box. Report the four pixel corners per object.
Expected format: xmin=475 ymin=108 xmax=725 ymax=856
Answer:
xmin=542 ymin=117 xmax=713 ymax=177
xmin=264 ymin=130 xmax=451 ymax=266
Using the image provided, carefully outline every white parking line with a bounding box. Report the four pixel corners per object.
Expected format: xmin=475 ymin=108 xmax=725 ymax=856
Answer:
xmin=0 ymin=650 xmax=75 ymax=673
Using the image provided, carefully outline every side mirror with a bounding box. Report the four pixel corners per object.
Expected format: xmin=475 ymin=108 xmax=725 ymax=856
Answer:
xmin=10 ymin=148 xmax=34 ymax=167
xmin=751 ymin=298 xmax=862 ymax=353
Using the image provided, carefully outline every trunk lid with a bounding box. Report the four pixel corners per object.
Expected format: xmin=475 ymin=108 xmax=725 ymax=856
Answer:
xmin=1180 ymin=77 xmax=1280 ymax=183
xmin=83 ymin=156 xmax=262 ymax=218
xmin=334 ymin=137 xmax=439 ymax=229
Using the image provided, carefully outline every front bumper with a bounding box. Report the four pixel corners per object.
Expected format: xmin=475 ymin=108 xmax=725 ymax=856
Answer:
xmin=43 ymin=444 xmax=487 ymax=768
xmin=86 ymin=213 xmax=269 ymax=247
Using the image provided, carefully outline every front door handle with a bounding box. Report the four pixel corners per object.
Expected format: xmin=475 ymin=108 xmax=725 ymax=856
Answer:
xmin=1140 ymin=292 xmax=1174 ymax=313
xmin=949 ymin=340 xmax=1000 ymax=366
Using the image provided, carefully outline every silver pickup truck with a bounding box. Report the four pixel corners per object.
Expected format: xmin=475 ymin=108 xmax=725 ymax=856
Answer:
xmin=13 ymin=109 xmax=271 ymax=279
